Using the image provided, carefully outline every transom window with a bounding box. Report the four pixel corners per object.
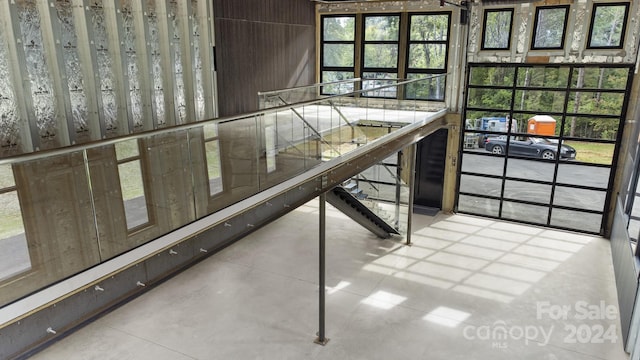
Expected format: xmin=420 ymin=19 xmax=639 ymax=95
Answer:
xmin=588 ymin=2 xmax=629 ymax=49
xmin=531 ymin=5 xmax=569 ymax=50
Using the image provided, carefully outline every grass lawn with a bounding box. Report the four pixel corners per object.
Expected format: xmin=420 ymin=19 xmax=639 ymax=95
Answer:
xmin=564 ymin=141 xmax=615 ymax=165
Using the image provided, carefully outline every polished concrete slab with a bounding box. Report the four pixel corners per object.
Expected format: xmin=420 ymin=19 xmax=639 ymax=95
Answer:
xmin=31 ymin=200 xmax=628 ymax=360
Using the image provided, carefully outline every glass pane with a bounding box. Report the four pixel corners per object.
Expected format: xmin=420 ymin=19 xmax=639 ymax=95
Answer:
xmin=506 ymin=158 xmax=555 ymax=182
xmin=567 ymin=92 xmax=624 ymax=116
xmin=0 ymin=191 xmax=29 ymax=281
xmin=408 ymin=44 xmax=446 ymax=69
xmin=410 ymin=14 xmax=449 ymax=41
xmin=502 ymin=201 xmax=548 ymax=224
xmin=504 ymin=180 xmax=551 ymax=204
xmin=561 ymin=140 xmax=613 ymax=165
xmin=363 ymin=44 xmax=398 ymax=68
xmin=483 ymin=10 xmax=512 ymax=49
xmin=514 ymin=90 xmax=566 ymax=112
xmin=203 ymin=123 xmax=218 ymax=139
xmin=362 ymin=73 xmax=397 ymax=98
xmin=533 ymin=7 xmax=568 ymax=49
xmin=118 ymin=160 xmax=149 ymax=229
xmin=550 ymin=209 xmax=601 ymax=233
xmin=0 ymin=164 xmax=15 ymax=188
xmin=406 ymin=73 xmax=445 ymax=101
xmin=115 ymin=139 xmax=139 ymax=160
xmin=556 ymin=163 xmax=610 ymax=188
xmin=516 ymin=67 xmax=569 ymax=88
xmin=461 ymin=153 xmax=504 ymax=177
xmin=459 ymin=174 xmax=502 ymax=197
xmin=205 ymin=140 xmax=223 ymax=196
xmin=589 ymin=4 xmax=627 ymax=48
xmin=364 ymin=16 xmax=400 ymax=41
xmin=323 ymin=16 xmax=355 ymax=41
xmin=323 ymin=44 xmax=354 ymax=67
xmin=468 ymin=67 xmax=515 ymax=87
xmin=495 ymin=136 xmax=575 ymax=161
xmin=553 ymin=186 xmax=606 ymax=212
xmin=321 ymin=71 xmax=355 ymax=94
xmin=467 ymin=88 xmax=513 ymax=110
xmin=561 ymin=116 xmax=619 ymax=141
xmin=458 ymin=194 xmax=500 ymax=217
xmin=571 ymin=67 xmax=629 ymax=90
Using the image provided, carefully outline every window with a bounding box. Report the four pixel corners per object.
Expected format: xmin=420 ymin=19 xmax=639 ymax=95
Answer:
xmin=531 ymin=6 xmax=569 ymax=50
xmin=362 ymin=15 xmax=400 ymax=97
xmin=319 ymin=12 xmax=451 ymax=101
xmin=588 ymin=3 xmax=629 ymax=49
xmin=482 ymin=9 xmax=513 ymax=50
xmin=321 ymin=15 xmax=356 ymax=93
xmin=406 ymin=12 xmax=450 ymax=101
xmin=115 ymin=139 xmax=150 ymax=231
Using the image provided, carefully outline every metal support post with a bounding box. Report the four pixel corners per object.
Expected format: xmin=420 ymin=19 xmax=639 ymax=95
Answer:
xmin=395 ymin=150 xmax=402 ymax=230
xmin=406 ymin=144 xmax=417 ymax=245
xmin=315 ymin=193 xmax=329 ymax=345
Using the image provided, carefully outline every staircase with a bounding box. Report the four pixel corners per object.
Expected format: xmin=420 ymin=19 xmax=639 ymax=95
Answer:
xmin=326 ymin=181 xmax=400 ymax=239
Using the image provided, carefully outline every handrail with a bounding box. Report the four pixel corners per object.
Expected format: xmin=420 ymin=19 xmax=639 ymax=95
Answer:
xmin=0 ymin=74 xmax=446 ymax=166
xmin=257 ymin=78 xmax=361 ymax=96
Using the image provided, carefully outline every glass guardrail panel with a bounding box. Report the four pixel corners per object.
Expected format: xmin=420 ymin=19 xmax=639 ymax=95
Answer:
xmin=0 ymin=150 xmax=101 ymax=307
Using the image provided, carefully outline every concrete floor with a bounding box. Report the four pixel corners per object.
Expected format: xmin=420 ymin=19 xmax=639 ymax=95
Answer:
xmin=31 ymin=200 xmax=628 ymax=360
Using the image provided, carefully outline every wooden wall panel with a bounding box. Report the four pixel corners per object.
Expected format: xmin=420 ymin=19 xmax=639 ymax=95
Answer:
xmin=214 ymin=0 xmax=316 ymax=115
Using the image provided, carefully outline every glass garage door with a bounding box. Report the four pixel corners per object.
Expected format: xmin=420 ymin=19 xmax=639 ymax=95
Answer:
xmin=457 ymin=64 xmax=633 ymax=235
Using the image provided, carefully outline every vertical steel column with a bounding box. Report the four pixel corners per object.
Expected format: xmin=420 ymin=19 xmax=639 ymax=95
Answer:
xmin=395 ymin=150 xmax=402 ymax=230
xmin=315 ymin=192 xmax=329 ymax=345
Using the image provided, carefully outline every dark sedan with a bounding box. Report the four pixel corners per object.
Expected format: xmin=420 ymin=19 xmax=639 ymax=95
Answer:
xmin=484 ymin=136 xmax=577 ymax=160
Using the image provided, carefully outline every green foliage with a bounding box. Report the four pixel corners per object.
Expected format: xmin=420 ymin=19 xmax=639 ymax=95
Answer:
xmin=467 ymin=65 xmax=629 ymax=140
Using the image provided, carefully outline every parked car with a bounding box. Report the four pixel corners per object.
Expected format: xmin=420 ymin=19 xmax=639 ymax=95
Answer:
xmin=484 ymin=136 xmax=577 ymax=160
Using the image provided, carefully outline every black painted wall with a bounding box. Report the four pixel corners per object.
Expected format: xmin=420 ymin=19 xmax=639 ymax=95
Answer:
xmin=414 ymin=129 xmax=448 ymax=211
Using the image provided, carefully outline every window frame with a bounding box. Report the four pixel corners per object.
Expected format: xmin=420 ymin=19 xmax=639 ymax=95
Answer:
xmin=530 ymin=5 xmax=570 ymax=50
xmin=320 ymin=14 xmax=357 ymax=90
xmin=586 ymin=2 xmax=629 ymax=50
xmin=481 ymin=8 xmax=514 ymax=51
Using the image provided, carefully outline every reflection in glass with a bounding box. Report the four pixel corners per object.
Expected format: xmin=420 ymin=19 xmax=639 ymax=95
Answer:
xmin=550 ymin=209 xmax=601 ymax=233
xmin=205 ymin=140 xmax=222 ymax=195
xmin=502 ymin=201 xmax=548 ymax=224
xmin=458 ymin=194 xmax=500 ymax=217
xmin=482 ymin=9 xmax=512 ymax=49
xmin=589 ymin=4 xmax=628 ymax=48
xmin=532 ymin=6 xmax=568 ymax=49
xmin=116 ymin=140 xmax=148 ymax=230
xmin=0 ymin=191 xmax=29 ymax=282
xmin=504 ymin=180 xmax=551 ymax=204
xmin=461 ymin=153 xmax=504 ymax=177
xmin=459 ymin=174 xmax=502 ymax=197
xmin=553 ymin=186 xmax=605 ymax=212
xmin=556 ymin=163 xmax=610 ymax=188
